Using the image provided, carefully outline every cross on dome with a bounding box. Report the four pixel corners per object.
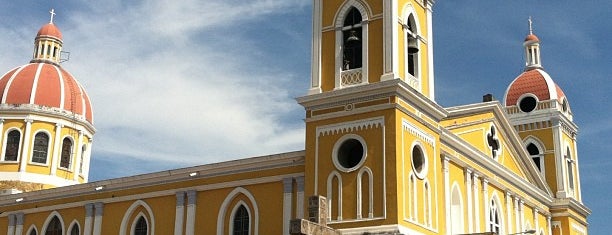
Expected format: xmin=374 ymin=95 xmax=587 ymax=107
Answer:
xmin=49 ymin=8 xmax=56 ymax=23
xmin=528 ymin=16 xmax=533 ymax=35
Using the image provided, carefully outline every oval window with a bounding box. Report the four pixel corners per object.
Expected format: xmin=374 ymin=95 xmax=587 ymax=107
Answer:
xmin=412 ymin=144 xmax=428 ymax=179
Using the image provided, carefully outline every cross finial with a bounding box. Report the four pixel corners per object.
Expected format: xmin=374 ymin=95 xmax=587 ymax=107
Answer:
xmin=528 ymin=16 xmax=533 ymax=35
xmin=49 ymin=9 xmax=56 ymax=23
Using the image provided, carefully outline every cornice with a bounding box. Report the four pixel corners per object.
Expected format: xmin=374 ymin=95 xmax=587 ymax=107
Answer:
xmin=0 ymin=104 xmax=96 ymax=134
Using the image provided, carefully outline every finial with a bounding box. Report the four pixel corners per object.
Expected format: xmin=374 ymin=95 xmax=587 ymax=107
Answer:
xmin=49 ymin=9 xmax=56 ymax=24
xmin=528 ymin=16 xmax=533 ymax=35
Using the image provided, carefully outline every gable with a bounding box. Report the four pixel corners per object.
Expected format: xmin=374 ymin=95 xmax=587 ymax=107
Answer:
xmin=441 ymin=102 xmax=551 ymax=194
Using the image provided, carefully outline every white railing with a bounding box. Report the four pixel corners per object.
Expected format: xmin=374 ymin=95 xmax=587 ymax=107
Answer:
xmin=341 ymin=68 xmax=363 ymax=87
xmin=404 ymin=74 xmax=419 ymax=90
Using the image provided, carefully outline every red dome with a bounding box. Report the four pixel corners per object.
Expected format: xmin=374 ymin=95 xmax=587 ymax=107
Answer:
xmin=504 ymin=69 xmax=565 ymax=106
xmin=524 ymin=34 xmax=539 ymax=42
xmin=37 ymin=23 xmax=63 ymax=40
xmin=0 ymin=63 xmax=93 ymax=123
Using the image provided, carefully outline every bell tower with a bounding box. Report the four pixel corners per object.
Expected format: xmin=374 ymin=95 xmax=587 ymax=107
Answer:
xmin=299 ymin=1 xmax=445 ymax=233
xmin=308 ymin=0 xmax=436 ymax=100
xmin=503 ymin=19 xmax=589 ymax=235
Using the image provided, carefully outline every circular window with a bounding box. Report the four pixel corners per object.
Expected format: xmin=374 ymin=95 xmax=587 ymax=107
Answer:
xmin=333 ymin=135 xmax=366 ymax=172
xmin=411 ymin=144 xmax=428 ymax=179
xmin=519 ymin=96 xmax=537 ymax=113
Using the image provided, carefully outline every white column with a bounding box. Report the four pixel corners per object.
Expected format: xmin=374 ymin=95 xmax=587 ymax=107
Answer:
xmin=506 ymin=192 xmax=513 ymax=234
xmin=7 ymin=213 xmax=15 ymax=235
xmin=465 ymin=168 xmax=473 ymax=233
xmin=0 ymin=119 xmax=4 ymax=153
xmin=552 ymin=118 xmax=566 ymax=198
xmin=381 ymin=0 xmax=398 ymax=81
xmin=482 ymin=178 xmax=489 ymax=232
xmin=185 ymin=190 xmax=197 ymax=235
xmin=426 ymin=0 xmax=435 ymax=100
xmin=296 ymin=176 xmax=305 ymax=219
xmin=443 ymin=157 xmax=451 ymax=234
xmin=472 ymin=173 xmax=480 ymax=232
xmin=174 ymin=192 xmax=185 ymax=235
xmin=14 ymin=213 xmax=23 ymax=235
xmin=514 ymin=197 xmax=520 ymax=232
xmin=92 ymin=202 xmax=104 ymax=235
xmin=83 ymin=139 xmax=93 ymax=182
xmin=50 ymin=123 xmax=63 ymax=175
xmin=18 ymin=118 xmax=33 ymax=172
xmin=73 ymin=131 xmax=84 ymax=180
xmin=282 ymin=178 xmax=293 ymax=235
xmin=83 ymin=203 xmax=94 ymax=235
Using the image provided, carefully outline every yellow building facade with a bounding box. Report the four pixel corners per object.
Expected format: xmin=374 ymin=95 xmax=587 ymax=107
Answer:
xmin=0 ymin=1 xmax=589 ymax=235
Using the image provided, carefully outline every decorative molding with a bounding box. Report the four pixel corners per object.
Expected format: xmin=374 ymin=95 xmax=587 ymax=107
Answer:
xmin=402 ymin=118 xmax=435 ymax=146
xmin=317 ymin=117 xmax=384 ymax=136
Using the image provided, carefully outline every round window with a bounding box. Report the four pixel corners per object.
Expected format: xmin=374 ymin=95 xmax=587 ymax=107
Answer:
xmin=411 ymin=144 xmax=428 ymax=179
xmin=519 ymin=96 xmax=537 ymax=113
xmin=333 ymin=135 xmax=366 ymax=172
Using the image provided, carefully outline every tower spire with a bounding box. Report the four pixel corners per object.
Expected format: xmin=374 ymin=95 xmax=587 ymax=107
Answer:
xmin=523 ymin=17 xmax=541 ymax=70
xmin=49 ymin=8 xmax=56 ymax=24
xmin=528 ymin=16 xmax=533 ymax=35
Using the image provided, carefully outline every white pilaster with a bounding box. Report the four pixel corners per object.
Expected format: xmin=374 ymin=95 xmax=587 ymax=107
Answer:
xmin=426 ymin=0 xmax=435 ymax=100
xmin=534 ymin=208 xmax=539 ymax=232
xmin=296 ymin=176 xmax=305 ymax=219
xmin=547 ymin=216 xmax=552 ymax=235
xmin=84 ymin=203 xmax=93 ymax=235
xmin=443 ymin=157 xmax=450 ymax=234
xmin=7 ymin=213 xmax=15 ymax=235
xmin=185 ymin=190 xmax=197 ymax=235
xmin=552 ymin=118 xmax=566 ymax=198
xmin=282 ymin=178 xmax=293 ymax=235
xmin=506 ymin=192 xmax=513 ymax=234
xmin=18 ymin=118 xmax=33 ymax=172
xmin=14 ymin=213 xmax=23 ymax=235
xmin=472 ymin=173 xmax=480 ymax=232
xmin=514 ymin=197 xmax=520 ymax=232
xmin=308 ymin=0 xmax=322 ymax=94
xmin=482 ymin=178 xmax=489 ymax=232
xmin=519 ymin=200 xmax=525 ymax=232
xmin=174 ymin=192 xmax=185 ymax=235
xmin=381 ymin=0 xmax=399 ymax=81
xmin=92 ymin=202 xmax=103 ymax=235
xmin=51 ymin=123 xmax=63 ymax=175
xmin=73 ymin=131 xmax=84 ymax=180
xmin=465 ymin=168 xmax=473 ymax=233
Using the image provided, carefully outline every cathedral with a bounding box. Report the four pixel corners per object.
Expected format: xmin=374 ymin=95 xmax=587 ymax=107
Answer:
xmin=0 ymin=1 xmax=590 ymax=235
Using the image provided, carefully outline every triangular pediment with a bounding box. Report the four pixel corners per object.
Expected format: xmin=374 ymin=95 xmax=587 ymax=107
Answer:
xmin=441 ymin=101 xmax=551 ymax=195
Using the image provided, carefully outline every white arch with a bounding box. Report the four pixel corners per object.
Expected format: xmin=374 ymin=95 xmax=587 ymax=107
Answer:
xmin=357 ymin=166 xmax=374 ymax=219
xmin=217 ymin=187 xmax=259 ymax=235
xmin=130 ymin=212 xmax=149 ymax=235
xmin=334 ymin=0 xmax=371 ymax=27
xmin=41 ymin=211 xmax=65 ymax=235
xmin=333 ymin=0 xmax=371 ymax=89
xmin=450 ymin=182 xmax=465 ymax=234
xmin=26 ymin=225 xmax=38 ymax=235
xmin=524 ymin=136 xmax=546 ymax=176
xmin=423 ymin=179 xmax=432 ymax=226
xmin=67 ymin=219 xmax=80 ymax=235
xmin=30 ymin=129 xmax=53 ymax=165
xmin=327 ymin=171 xmax=343 ymax=221
xmin=228 ymin=201 xmax=252 ymax=235
xmin=400 ymin=3 xmax=422 ymax=86
xmin=119 ymin=200 xmax=156 ymax=235
xmin=488 ymin=193 xmax=505 ymax=234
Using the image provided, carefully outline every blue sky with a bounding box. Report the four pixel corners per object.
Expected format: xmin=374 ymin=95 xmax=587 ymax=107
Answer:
xmin=0 ymin=1 xmax=610 ymax=233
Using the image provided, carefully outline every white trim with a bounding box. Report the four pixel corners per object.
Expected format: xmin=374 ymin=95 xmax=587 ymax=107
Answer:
xmin=356 ymin=166 xmax=374 ymax=219
xmin=2 ymin=65 xmax=29 ymax=104
xmin=524 ymin=136 xmax=546 ymax=176
xmin=174 ymin=192 xmax=185 ymax=235
xmin=216 ymin=187 xmax=259 ymax=235
xmin=28 ymin=64 xmax=44 ymax=105
xmin=1 ymin=128 xmax=22 ymax=162
xmin=410 ymin=141 xmax=429 ymax=179
xmin=326 ymin=171 xmax=342 ymax=221
xmin=57 ymin=135 xmax=75 ymax=171
xmin=0 ymin=171 xmax=79 ymax=187
xmin=402 ymin=119 xmax=435 ymax=146
xmin=29 ymin=130 xmax=52 ymax=166
xmin=308 ymin=0 xmax=322 ymax=94
xmin=41 ymin=211 xmax=65 ymax=235
xmin=130 ymin=213 xmax=149 ymax=235
xmin=24 ymin=225 xmax=36 ymax=235
xmin=334 ymin=0 xmax=370 ymax=89
xmin=332 ymin=134 xmax=367 ymax=172
xmin=119 ymin=200 xmax=155 ymax=235
xmin=228 ymin=201 xmax=251 ymax=235
xmin=51 ymin=65 xmax=66 ymax=110
xmin=488 ymin=193 xmax=505 ymax=234
xmin=450 ymin=182 xmax=465 ymax=234
xmin=426 ymin=1 xmax=435 ymax=100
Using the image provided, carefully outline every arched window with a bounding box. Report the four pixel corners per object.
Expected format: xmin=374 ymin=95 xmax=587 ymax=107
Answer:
xmin=406 ymin=14 xmax=418 ymax=78
xmin=45 ymin=216 xmax=62 ymax=235
xmin=233 ymin=205 xmax=249 ymax=235
xmin=342 ymin=7 xmax=363 ymax=71
xmin=133 ymin=216 xmax=147 ymax=235
xmin=32 ymin=132 xmax=50 ymax=164
xmin=60 ymin=138 xmax=73 ymax=169
xmin=566 ymin=147 xmax=574 ymax=190
xmin=28 ymin=228 xmax=38 ymax=235
xmin=4 ymin=130 xmax=20 ymax=161
xmin=527 ymin=143 xmax=543 ymax=173
xmin=70 ymin=224 xmax=79 ymax=235
xmin=488 ymin=200 xmax=501 ymax=234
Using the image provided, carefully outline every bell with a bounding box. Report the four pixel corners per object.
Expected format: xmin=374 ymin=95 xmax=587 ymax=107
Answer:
xmin=346 ymin=30 xmax=360 ymax=43
xmin=407 ymin=38 xmax=419 ymax=54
